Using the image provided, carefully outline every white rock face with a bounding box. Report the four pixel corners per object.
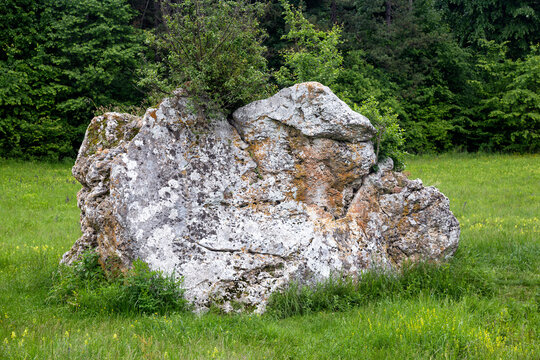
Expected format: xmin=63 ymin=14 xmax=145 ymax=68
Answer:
xmin=63 ymin=83 xmax=460 ymax=312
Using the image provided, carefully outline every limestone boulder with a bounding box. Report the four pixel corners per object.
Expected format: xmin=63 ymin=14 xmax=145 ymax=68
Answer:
xmin=63 ymin=82 xmax=460 ymax=312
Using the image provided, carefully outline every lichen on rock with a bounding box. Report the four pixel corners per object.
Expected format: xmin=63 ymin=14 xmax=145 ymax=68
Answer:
xmin=63 ymin=82 xmax=460 ymax=313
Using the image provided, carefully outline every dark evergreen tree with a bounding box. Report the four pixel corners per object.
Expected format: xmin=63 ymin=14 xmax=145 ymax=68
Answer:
xmin=468 ymin=42 xmax=539 ymax=152
xmin=436 ymin=0 xmax=540 ymax=59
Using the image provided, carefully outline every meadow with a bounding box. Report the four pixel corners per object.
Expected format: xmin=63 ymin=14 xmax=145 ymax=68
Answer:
xmin=0 ymin=153 xmax=538 ymax=359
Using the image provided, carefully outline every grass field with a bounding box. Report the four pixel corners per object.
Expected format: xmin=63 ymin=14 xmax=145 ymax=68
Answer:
xmin=0 ymin=153 xmax=538 ymax=359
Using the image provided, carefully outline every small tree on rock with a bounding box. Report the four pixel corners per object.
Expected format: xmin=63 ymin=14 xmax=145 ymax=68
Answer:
xmin=140 ymin=0 xmax=272 ymax=117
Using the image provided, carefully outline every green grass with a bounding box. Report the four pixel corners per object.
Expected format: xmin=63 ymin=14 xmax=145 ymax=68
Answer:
xmin=0 ymin=153 xmax=538 ymax=359
xmin=265 ymin=260 xmax=494 ymax=319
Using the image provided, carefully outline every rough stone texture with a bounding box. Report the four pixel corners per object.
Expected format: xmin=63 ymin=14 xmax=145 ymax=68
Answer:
xmin=63 ymin=82 xmax=460 ymax=313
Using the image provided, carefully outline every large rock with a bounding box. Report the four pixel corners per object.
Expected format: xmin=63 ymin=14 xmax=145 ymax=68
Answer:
xmin=63 ymin=82 xmax=460 ymax=312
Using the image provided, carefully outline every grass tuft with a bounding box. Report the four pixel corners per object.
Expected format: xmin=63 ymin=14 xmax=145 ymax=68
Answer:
xmin=48 ymin=250 xmax=191 ymax=315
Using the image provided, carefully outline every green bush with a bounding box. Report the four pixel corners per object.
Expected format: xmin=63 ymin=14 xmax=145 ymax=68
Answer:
xmin=266 ymin=260 xmax=493 ymax=319
xmin=352 ymin=98 xmax=406 ymax=171
xmin=140 ymin=0 xmax=272 ymax=116
xmin=48 ymin=250 xmax=190 ymax=314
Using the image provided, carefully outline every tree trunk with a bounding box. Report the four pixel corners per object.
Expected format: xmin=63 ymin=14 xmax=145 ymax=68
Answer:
xmin=385 ymin=0 xmax=392 ymax=26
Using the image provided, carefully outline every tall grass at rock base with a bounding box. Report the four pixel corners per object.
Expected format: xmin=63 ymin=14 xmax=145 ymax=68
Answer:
xmin=48 ymin=250 xmax=190 ymax=315
xmin=0 ymin=154 xmax=538 ymax=359
xmin=266 ymin=260 xmax=494 ymax=319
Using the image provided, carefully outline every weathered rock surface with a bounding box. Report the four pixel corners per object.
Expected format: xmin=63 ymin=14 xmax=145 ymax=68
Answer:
xmin=63 ymin=82 xmax=460 ymax=312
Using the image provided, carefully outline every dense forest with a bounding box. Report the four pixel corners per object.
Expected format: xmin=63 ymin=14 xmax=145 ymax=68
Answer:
xmin=1 ymin=0 xmax=539 ymax=160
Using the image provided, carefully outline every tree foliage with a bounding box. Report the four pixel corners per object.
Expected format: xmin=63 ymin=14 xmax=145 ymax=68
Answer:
xmin=0 ymin=0 xmax=144 ymax=160
xmin=469 ymin=42 xmax=539 ymax=152
xmin=275 ymin=0 xmax=343 ymax=88
xmin=436 ymin=0 xmax=540 ymax=58
xmin=1 ymin=0 xmax=539 ymax=160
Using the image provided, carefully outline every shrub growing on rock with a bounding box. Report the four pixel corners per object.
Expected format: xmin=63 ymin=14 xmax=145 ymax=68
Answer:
xmin=140 ymin=0 xmax=272 ymax=116
xmin=352 ymin=98 xmax=406 ymax=171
